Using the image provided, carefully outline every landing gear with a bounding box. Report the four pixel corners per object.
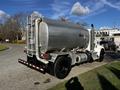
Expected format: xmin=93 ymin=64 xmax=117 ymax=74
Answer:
xmin=54 ymin=56 xmax=72 ymax=79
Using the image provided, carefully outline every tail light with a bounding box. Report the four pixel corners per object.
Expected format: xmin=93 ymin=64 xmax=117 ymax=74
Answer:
xmin=41 ymin=53 xmax=51 ymax=60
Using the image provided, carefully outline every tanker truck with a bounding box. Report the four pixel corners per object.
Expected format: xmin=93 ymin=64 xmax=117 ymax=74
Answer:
xmin=18 ymin=12 xmax=105 ymax=79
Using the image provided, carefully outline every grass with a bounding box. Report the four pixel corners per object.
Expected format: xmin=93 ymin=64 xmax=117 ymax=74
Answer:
xmin=16 ymin=40 xmax=26 ymax=44
xmin=48 ymin=61 xmax=120 ymax=90
xmin=0 ymin=44 xmax=8 ymax=51
xmin=11 ymin=40 xmax=26 ymax=44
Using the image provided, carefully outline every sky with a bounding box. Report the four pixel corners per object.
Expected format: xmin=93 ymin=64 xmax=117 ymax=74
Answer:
xmin=0 ymin=0 xmax=120 ymax=28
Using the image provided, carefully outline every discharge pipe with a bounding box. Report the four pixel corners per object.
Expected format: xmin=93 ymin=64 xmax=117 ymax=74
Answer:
xmin=35 ymin=18 xmax=48 ymax=64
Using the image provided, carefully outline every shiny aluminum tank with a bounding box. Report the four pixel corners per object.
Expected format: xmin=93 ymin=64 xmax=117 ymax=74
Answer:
xmin=38 ymin=18 xmax=89 ymax=53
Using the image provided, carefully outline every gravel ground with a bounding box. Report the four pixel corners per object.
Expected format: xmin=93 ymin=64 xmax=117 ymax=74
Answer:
xmin=0 ymin=44 xmax=118 ymax=90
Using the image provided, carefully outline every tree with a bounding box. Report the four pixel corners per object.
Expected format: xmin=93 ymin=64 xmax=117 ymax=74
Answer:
xmin=0 ymin=12 xmax=27 ymax=42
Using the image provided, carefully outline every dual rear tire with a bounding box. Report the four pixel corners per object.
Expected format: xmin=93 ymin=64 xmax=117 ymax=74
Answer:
xmin=53 ymin=56 xmax=72 ymax=79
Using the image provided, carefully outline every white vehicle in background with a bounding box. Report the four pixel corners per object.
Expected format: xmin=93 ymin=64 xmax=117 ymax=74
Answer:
xmin=18 ymin=12 xmax=105 ymax=79
xmin=5 ymin=39 xmax=9 ymax=43
xmin=116 ymin=44 xmax=120 ymax=52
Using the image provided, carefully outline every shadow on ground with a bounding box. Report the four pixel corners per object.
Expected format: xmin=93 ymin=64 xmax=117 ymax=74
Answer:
xmin=106 ymin=66 xmax=120 ymax=79
xmin=105 ymin=51 xmax=120 ymax=60
xmin=65 ymin=77 xmax=84 ymax=90
xmin=97 ymin=73 xmax=118 ymax=90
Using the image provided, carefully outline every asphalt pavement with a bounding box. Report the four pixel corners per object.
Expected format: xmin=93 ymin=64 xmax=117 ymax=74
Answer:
xmin=0 ymin=44 xmax=116 ymax=90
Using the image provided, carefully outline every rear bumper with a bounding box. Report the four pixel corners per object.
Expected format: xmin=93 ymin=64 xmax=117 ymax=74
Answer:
xmin=18 ymin=58 xmax=46 ymax=73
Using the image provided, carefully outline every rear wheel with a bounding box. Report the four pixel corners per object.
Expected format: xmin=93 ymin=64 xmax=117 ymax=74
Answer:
xmin=54 ymin=56 xmax=71 ymax=79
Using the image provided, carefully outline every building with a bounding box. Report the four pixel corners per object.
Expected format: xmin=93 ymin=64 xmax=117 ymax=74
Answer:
xmin=95 ymin=28 xmax=120 ymax=47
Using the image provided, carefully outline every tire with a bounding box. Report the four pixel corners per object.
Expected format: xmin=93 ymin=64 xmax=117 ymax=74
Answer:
xmin=98 ymin=49 xmax=105 ymax=62
xmin=54 ymin=56 xmax=72 ymax=79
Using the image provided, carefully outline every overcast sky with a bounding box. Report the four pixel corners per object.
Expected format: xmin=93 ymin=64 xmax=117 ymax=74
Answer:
xmin=0 ymin=0 xmax=120 ymax=28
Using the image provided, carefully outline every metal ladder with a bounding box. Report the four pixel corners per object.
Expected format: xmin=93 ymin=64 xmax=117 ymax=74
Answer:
xmin=27 ymin=15 xmax=35 ymax=57
xmin=27 ymin=12 xmax=42 ymax=57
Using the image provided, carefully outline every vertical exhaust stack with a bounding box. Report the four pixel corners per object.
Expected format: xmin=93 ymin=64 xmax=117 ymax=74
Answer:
xmin=90 ymin=24 xmax=95 ymax=51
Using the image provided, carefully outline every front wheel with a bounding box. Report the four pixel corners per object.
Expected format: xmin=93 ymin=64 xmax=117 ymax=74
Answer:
xmin=54 ymin=56 xmax=72 ymax=79
xmin=98 ymin=49 xmax=105 ymax=62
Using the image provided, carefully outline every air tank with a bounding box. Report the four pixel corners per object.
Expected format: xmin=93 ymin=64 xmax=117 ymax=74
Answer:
xmin=38 ymin=18 xmax=89 ymax=53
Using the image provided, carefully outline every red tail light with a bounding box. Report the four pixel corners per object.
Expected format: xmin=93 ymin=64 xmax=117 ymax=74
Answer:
xmin=41 ymin=53 xmax=50 ymax=60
